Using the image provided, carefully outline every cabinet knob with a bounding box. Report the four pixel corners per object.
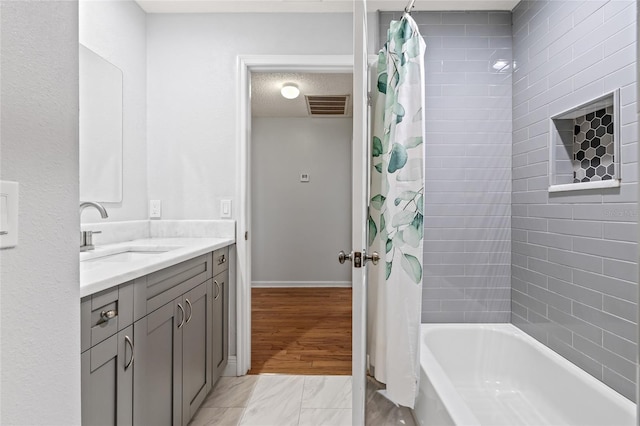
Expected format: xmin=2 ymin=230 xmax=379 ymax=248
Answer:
xmin=99 ymin=309 xmax=118 ymax=323
xmin=217 ymin=254 xmax=226 ymax=265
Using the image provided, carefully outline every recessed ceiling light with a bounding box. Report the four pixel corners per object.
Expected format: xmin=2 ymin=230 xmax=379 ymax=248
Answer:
xmin=281 ymin=83 xmax=300 ymax=99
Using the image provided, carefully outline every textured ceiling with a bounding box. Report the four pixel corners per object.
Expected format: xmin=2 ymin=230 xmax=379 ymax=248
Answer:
xmin=137 ymin=0 xmax=519 ymax=14
xmin=251 ymin=72 xmax=353 ymax=118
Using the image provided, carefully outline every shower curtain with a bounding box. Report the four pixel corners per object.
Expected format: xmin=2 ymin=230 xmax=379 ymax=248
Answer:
xmin=367 ymin=12 xmax=425 ymax=408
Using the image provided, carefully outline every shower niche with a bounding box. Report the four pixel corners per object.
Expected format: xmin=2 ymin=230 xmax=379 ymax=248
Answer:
xmin=548 ymin=90 xmax=621 ymax=192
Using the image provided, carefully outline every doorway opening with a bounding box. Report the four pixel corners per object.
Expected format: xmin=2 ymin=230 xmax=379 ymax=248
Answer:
xmin=235 ymin=55 xmax=356 ymax=377
xmin=247 ymin=71 xmax=353 ymax=375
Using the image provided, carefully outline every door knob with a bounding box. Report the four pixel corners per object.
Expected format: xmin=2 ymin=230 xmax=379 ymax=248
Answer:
xmin=365 ymin=251 xmax=380 ymax=265
xmin=338 ymin=250 xmax=352 ymax=264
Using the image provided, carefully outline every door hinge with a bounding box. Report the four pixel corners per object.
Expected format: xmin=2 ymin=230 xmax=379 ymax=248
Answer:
xmin=244 ymin=231 xmax=248 ymax=241
xmin=353 ymin=251 xmax=362 ymax=268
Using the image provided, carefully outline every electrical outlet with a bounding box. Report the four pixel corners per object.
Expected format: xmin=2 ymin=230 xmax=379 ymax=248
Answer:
xmin=149 ymin=200 xmax=161 ymax=219
xmin=300 ymin=173 xmax=310 ymax=182
xmin=220 ymin=199 xmax=232 ymax=218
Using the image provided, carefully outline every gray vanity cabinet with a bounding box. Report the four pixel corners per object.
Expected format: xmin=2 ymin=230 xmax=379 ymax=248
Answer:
xmin=82 ymin=246 xmax=232 ymax=426
xmin=133 ymin=280 xmax=212 ymax=426
xmin=212 ymin=270 xmax=229 ymax=384
xmin=80 ymin=282 xmax=134 ymax=426
xmin=133 ymin=297 xmax=183 ymax=426
xmin=211 ymin=246 xmax=230 ymax=384
xmin=81 ymin=326 xmax=134 ymax=426
xmin=181 ymin=281 xmax=212 ymax=424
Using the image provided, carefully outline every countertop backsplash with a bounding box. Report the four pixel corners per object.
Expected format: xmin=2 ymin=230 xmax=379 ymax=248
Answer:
xmin=150 ymin=220 xmax=235 ymax=239
xmin=81 ymin=219 xmax=236 ymax=245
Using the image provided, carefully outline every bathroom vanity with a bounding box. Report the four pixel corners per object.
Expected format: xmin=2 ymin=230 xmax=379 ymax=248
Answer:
xmin=80 ymin=237 xmax=234 ymax=426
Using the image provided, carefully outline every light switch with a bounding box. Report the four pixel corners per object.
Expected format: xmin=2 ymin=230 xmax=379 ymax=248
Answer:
xmin=0 ymin=195 xmax=8 ymax=232
xmin=220 ymin=199 xmax=232 ymax=218
xmin=0 ymin=181 xmax=19 ymax=249
xmin=149 ymin=200 xmax=161 ymax=219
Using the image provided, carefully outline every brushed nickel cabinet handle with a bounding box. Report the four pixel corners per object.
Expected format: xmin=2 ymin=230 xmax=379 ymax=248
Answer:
xmin=124 ymin=335 xmax=134 ymax=370
xmin=214 ymin=280 xmax=221 ymax=300
xmin=217 ymin=254 xmax=226 ymax=265
xmin=185 ymin=298 xmax=193 ymax=324
xmin=177 ymin=303 xmax=185 ymax=329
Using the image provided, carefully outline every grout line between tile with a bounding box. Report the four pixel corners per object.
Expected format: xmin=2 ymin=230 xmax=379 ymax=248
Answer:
xmin=295 ymin=375 xmax=307 ymax=426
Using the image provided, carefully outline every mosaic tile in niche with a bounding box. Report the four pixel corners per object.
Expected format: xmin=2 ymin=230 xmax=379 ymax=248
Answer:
xmin=572 ymin=106 xmax=614 ymax=183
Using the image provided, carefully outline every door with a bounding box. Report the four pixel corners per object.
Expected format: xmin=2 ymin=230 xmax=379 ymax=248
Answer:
xmin=133 ymin=299 xmax=183 ymax=426
xmin=352 ymin=1 xmax=370 ymax=425
xmin=182 ymin=281 xmax=211 ymax=424
xmin=81 ymin=326 xmax=134 ymax=426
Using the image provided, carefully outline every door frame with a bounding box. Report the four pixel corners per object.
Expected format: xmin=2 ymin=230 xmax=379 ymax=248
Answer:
xmin=235 ymin=54 xmax=356 ymax=376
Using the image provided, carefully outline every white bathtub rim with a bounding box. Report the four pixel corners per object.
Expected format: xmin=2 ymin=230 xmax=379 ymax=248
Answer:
xmin=420 ymin=323 xmax=636 ymax=423
xmin=419 ymin=333 xmax=480 ymax=425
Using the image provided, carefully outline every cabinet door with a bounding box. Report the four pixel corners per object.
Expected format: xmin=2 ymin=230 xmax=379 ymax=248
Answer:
xmin=81 ymin=326 xmax=134 ymax=426
xmin=182 ymin=281 xmax=212 ymax=424
xmin=212 ymin=271 xmax=229 ymax=384
xmin=133 ymin=299 xmax=183 ymax=426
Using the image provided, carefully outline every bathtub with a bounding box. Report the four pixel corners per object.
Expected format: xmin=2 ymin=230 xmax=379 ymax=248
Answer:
xmin=413 ymin=324 xmax=636 ymax=426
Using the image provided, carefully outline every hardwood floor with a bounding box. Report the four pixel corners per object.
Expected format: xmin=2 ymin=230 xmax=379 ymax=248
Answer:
xmin=249 ymin=287 xmax=352 ymax=375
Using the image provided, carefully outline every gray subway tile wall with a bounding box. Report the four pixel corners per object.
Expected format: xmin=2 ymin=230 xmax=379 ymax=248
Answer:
xmin=511 ymin=0 xmax=638 ymax=400
xmin=381 ymin=0 xmax=638 ymax=402
xmin=379 ymin=11 xmax=513 ymax=324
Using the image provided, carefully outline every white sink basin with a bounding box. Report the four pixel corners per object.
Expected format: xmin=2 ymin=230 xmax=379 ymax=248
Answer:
xmin=81 ymin=246 xmax=182 ymax=263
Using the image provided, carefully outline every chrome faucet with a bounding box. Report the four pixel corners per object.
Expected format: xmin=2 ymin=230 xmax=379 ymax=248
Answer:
xmin=80 ymin=202 xmax=109 ymax=252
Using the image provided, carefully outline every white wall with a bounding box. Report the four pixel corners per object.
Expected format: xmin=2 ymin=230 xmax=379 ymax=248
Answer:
xmin=79 ymin=0 xmax=147 ymax=223
xmin=146 ymin=13 xmax=353 ymax=220
xmin=251 ymin=117 xmax=352 ymax=285
xmin=0 ymin=1 xmax=82 ymax=424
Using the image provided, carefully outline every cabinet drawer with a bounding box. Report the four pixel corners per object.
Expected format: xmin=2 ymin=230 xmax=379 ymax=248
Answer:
xmin=212 ymin=247 xmax=229 ymax=276
xmin=81 ymin=282 xmax=134 ymax=352
xmin=134 ymin=253 xmax=213 ymax=320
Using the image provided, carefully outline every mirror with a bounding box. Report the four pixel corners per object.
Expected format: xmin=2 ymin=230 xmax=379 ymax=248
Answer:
xmin=79 ymin=44 xmax=123 ymax=202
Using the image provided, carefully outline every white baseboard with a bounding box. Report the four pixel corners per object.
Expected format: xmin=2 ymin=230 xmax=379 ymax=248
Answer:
xmin=222 ymin=356 xmax=237 ymax=377
xmin=251 ymin=281 xmax=352 ymax=288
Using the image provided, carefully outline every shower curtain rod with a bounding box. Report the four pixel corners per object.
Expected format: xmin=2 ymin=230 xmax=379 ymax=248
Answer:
xmin=404 ymin=0 xmax=416 ymax=13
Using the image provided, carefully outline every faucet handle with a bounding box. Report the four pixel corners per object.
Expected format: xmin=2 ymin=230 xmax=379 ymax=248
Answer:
xmin=80 ymin=230 xmax=102 ymax=252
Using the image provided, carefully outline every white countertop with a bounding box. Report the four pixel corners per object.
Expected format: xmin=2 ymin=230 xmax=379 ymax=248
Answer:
xmin=80 ymin=237 xmax=235 ymax=298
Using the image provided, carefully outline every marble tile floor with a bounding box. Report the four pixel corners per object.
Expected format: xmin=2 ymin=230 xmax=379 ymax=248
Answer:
xmin=189 ymin=375 xmax=416 ymax=426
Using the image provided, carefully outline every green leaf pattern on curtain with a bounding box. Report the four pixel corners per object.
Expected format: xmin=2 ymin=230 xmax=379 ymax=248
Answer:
xmin=369 ymin=16 xmax=425 ymax=286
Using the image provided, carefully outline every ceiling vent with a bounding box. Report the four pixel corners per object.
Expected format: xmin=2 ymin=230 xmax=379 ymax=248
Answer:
xmin=305 ymin=95 xmax=349 ymax=116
